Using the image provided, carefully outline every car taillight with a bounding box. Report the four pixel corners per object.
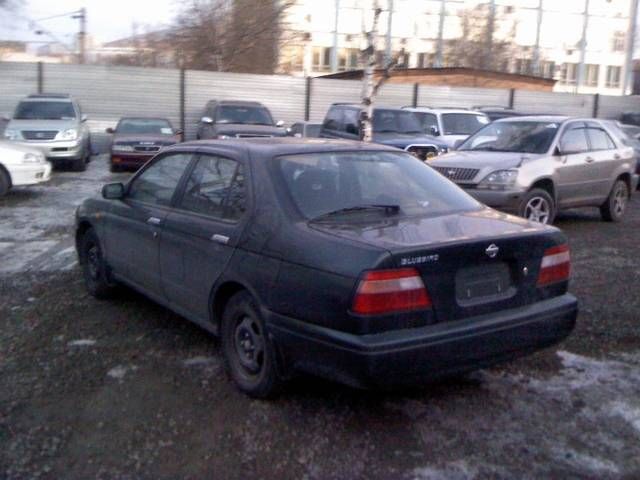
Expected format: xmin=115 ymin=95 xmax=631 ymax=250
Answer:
xmin=352 ymin=268 xmax=432 ymax=315
xmin=537 ymin=244 xmax=571 ymax=287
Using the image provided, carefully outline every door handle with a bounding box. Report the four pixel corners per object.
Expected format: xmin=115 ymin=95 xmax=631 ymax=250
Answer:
xmin=211 ymin=234 xmax=230 ymax=245
xmin=585 ymin=157 xmax=595 ymax=163
xmin=147 ymin=216 xmax=162 ymax=226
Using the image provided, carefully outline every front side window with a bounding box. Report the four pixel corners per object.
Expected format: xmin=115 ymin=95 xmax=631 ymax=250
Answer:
xmin=117 ymin=118 xmax=174 ymax=135
xmin=127 ymin=154 xmax=192 ymax=206
xmin=323 ymin=107 xmax=343 ymax=131
xmin=179 ymin=155 xmax=246 ymax=221
xmin=460 ymin=121 xmax=559 ymax=154
xmin=559 ymin=128 xmax=589 ymax=154
xmin=14 ymin=101 xmax=76 ymax=120
xmin=441 ymin=114 xmax=489 ymax=136
xmin=413 ymin=112 xmax=439 ymax=135
xmin=275 ymin=151 xmax=479 ymax=220
xmin=372 ymin=110 xmax=422 ymax=134
xmin=215 ymin=106 xmax=273 ymax=126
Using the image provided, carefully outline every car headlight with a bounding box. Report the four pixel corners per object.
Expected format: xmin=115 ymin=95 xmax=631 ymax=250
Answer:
xmin=57 ymin=128 xmax=79 ymax=141
xmin=112 ymin=144 xmax=134 ymax=152
xmin=21 ymin=152 xmax=45 ymax=164
xmin=477 ymin=169 xmax=519 ymax=190
xmin=438 ymin=146 xmax=448 ymax=154
xmin=3 ymin=128 xmax=20 ymax=140
xmin=217 ymin=134 xmax=232 ymax=139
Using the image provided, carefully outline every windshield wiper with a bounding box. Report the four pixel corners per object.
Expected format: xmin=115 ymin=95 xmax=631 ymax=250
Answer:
xmin=375 ymin=129 xmax=400 ymax=133
xmin=309 ymin=204 xmax=400 ymax=222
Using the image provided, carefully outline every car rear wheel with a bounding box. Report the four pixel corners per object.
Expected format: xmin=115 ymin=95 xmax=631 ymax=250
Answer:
xmin=0 ymin=169 xmax=10 ymax=197
xmin=221 ymin=291 xmax=281 ymax=398
xmin=80 ymin=228 xmax=115 ymax=299
xmin=518 ymin=189 xmax=555 ymax=225
xmin=600 ymin=179 xmax=628 ymax=222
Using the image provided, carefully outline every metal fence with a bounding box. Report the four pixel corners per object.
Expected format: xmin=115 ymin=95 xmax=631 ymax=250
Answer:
xmin=3 ymin=61 xmax=640 ymax=145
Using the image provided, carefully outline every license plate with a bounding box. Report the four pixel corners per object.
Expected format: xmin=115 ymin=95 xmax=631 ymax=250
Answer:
xmin=455 ymin=263 xmax=513 ymax=305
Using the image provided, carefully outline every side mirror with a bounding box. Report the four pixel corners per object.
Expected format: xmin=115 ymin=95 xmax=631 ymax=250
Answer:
xmin=276 ymin=120 xmax=285 ymax=128
xmin=0 ymin=113 xmax=9 ymax=121
xmin=102 ymin=183 xmax=125 ymax=200
xmin=81 ymin=114 xmax=88 ymax=122
xmin=429 ymin=126 xmax=440 ymax=136
xmin=174 ymin=129 xmax=183 ymax=136
xmin=201 ymin=116 xmax=213 ymax=125
xmin=105 ymin=127 xmax=115 ymax=134
xmin=453 ymin=139 xmax=465 ymax=149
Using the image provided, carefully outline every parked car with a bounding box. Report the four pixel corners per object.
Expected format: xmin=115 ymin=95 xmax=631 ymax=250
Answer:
xmin=76 ymin=138 xmax=577 ymax=397
xmin=0 ymin=140 xmax=51 ymax=196
xmin=106 ymin=117 xmax=182 ymax=172
xmin=402 ymin=107 xmax=490 ymax=148
xmin=429 ymin=116 xmax=638 ymax=224
xmin=472 ymin=106 xmax=525 ymax=122
xmin=619 ymin=112 xmax=640 ymax=127
xmin=286 ymin=121 xmax=322 ymax=138
xmin=604 ymin=121 xmax=640 ymax=186
xmin=2 ymin=94 xmax=91 ymax=171
xmin=320 ymin=103 xmax=449 ymax=160
xmin=196 ymin=100 xmax=286 ymax=140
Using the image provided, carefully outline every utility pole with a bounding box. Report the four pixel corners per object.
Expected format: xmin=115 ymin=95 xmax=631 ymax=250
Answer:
xmin=331 ymin=0 xmax=339 ymax=72
xmin=577 ymin=0 xmax=590 ymax=93
xmin=72 ymin=8 xmax=87 ymax=64
xmin=385 ymin=0 xmax=394 ymax=65
xmin=531 ymin=0 xmax=543 ymax=76
xmin=435 ymin=0 xmax=446 ymax=67
xmin=623 ymin=0 xmax=639 ymax=94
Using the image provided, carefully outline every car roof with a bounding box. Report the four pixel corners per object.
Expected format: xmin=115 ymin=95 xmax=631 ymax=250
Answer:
xmin=27 ymin=93 xmax=71 ymax=99
xmin=217 ymin=100 xmax=266 ymax=107
xmin=494 ymin=115 xmax=570 ymax=123
xmin=329 ymin=103 xmax=409 ymax=113
xmin=406 ymin=106 xmax=485 ymax=115
xmin=118 ymin=116 xmax=172 ymax=122
xmin=21 ymin=94 xmax=74 ymax=102
xmin=180 ymin=137 xmax=401 ymax=157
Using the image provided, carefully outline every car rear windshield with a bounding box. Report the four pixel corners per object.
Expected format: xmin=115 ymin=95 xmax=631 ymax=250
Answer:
xmin=441 ymin=113 xmax=489 ymax=135
xmin=459 ymin=121 xmax=559 ymax=154
xmin=276 ymin=151 xmax=480 ymax=220
xmin=117 ymin=118 xmax=173 ymax=135
xmin=14 ymin=101 xmax=76 ymax=120
xmin=216 ymin=106 xmax=274 ymax=126
xmin=372 ymin=110 xmax=422 ymax=134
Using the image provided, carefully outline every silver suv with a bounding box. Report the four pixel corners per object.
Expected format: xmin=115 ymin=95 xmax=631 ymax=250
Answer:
xmin=403 ymin=107 xmax=490 ymax=148
xmin=430 ymin=116 xmax=639 ymax=223
xmin=3 ymin=94 xmax=91 ymax=171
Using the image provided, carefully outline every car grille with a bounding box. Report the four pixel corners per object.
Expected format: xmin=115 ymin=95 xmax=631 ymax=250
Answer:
xmin=405 ymin=145 xmax=439 ymax=161
xmin=235 ymin=134 xmax=273 ymax=138
xmin=134 ymin=145 xmax=161 ymax=152
xmin=433 ymin=166 xmax=479 ymax=183
xmin=22 ymin=130 xmax=58 ymax=140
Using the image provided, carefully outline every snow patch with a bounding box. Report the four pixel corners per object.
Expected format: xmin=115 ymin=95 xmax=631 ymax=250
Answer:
xmin=107 ymin=365 xmax=137 ymax=380
xmin=183 ymin=356 xmax=218 ymax=367
xmin=555 ymin=450 xmax=620 ymax=476
xmin=412 ymin=461 xmax=477 ymax=480
xmin=609 ymin=401 xmax=640 ymax=434
xmin=67 ymin=339 xmax=96 ymax=347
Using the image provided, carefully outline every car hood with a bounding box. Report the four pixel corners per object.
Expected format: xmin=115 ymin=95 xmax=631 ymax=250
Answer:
xmin=309 ymin=207 xmax=548 ymax=250
xmin=216 ymin=124 xmax=287 ymax=137
xmin=112 ymin=133 xmax=180 ymax=145
xmin=7 ymin=118 xmax=79 ymax=131
xmin=373 ymin=132 xmax=448 ymax=149
xmin=430 ymin=150 xmax=546 ymax=169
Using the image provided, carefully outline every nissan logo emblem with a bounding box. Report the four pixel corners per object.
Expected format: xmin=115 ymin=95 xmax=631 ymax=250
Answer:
xmin=486 ymin=244 xmax=500 ymax=258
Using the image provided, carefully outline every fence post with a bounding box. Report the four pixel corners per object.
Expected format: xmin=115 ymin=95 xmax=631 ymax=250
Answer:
xmin=592 ymin=93 xmax=600 ymax=118
xmin=304 ymin=77 xmax=312 ymax=121
xmin=508 ymin=88 xmax=515 ymax=109
xmin=412 ymin=83 xmax=419 ymax=107
xmin=37 ymin=62 xmax=44 ymax=94
xmin=180 ymin=68 xmax=186 ymax=142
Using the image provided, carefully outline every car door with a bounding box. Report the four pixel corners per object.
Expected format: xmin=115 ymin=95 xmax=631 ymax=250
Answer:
xmin=159 ymin=152 xmax=249 ymax=321
xmin=103 ymin=152 xmax=194 ymax=297
xmin=585 ymin=123 xmax=623 ymax=201
xmin=554 ymin=122 xmax=595 ymax=207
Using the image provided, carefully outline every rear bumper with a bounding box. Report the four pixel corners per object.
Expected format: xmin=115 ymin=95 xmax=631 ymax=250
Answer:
xmin=266 ymin=294 xmax=578 ymax=389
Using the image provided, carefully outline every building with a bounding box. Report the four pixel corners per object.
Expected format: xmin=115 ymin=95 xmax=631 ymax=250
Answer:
xmin=279 ymin=0 xmax=638 ymax=95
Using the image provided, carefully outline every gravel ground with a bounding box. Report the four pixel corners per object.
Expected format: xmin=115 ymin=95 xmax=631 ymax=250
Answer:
xmin=1 ymin=156 xmax=639 ymax=479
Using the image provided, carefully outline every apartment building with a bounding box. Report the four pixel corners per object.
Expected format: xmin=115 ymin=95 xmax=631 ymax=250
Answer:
xmin=279 ymin=0 xmax=637 ymax=95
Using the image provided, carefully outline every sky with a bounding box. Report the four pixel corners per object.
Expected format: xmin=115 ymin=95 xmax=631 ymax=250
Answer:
xmin=0 ymin=0 xmax=178 ymax=45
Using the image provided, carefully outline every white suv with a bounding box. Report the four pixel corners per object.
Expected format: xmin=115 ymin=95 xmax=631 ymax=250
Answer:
xmin=403 ymin=107 xmax=490 ymax=148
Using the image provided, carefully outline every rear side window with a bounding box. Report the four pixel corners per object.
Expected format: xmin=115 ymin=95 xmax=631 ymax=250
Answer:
xmin=343 ymin=108 xmax=360 ymax=135
xmin=128 ymin=153 xmax=193 ymax=206
xmin=587 ymin=128 xmax=616 ymax=151
xmin=323 ymin=107 xmax=343 ymax=131
xmin=559 ymin=127 xmax=589 ymax=154
xmin=414 ymin=112 xmax=439 ymax=134
xmin=179 ymin=155 xmax=246 ymax=221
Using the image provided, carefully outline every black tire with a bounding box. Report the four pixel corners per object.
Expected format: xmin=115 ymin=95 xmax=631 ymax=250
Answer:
xmin=600 ymin=179 xmax=629 ymax=222
xmin=517 ymin=188 xmax=555 ymax=225
xmin=109 ymin=164 xmax=121 ymax=173
xmin=0 ymin=169 xmax=10 ymax=197
xmin=221 ymin=291 xmax=281 ymax=398
xmin=80 ymin=228 xmax=115 ymax=299
xmin=71 ymin=153 xmax=87 ymax=172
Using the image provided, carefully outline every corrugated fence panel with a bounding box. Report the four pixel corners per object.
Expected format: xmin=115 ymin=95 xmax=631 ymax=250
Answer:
xmin=419 ymin=86 xmax=511 ymax=109
xmin=598 ymin=95 xmax=640 ymax=119
xmin=375 ymin=83 xmax=415 ymax=108
xmin=44 ymin=64 xmax=181 ymax=135
xmin=185 ymin=71 xmax=306 ymax=140
xmin=309 ymin=78 xmax=362 ymax=122
xmin=0 ymin=62 xmax=38 ymax=116
xmin=514 ymin=90 xmax=594 ymax=117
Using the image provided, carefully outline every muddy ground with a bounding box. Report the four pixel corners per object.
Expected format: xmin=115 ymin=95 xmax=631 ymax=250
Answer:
xmin=1 ymin=156 xmax=639 ymax=479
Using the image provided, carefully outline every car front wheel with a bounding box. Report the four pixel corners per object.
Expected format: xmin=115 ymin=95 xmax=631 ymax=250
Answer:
xmin=221 ymin=291 xmax=281 ymax=398
xmin=518 ymin=188 xmax=555 ymax=225
xmin=80 ymin=228 xmax=115 ymax=299
xmin=600 ymin=179 xmax=628 ymax=222
xmin=0 ymin=169 xmax=10 ymax=197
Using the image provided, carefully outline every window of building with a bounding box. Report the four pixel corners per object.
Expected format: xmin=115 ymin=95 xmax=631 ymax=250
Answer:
xmin=606 ymin=66 xmax=622 ymax=88
xmin=515 ymin=58 xmax=532 ymax=75
xmin=560 ymin=63 xmax=578 ymax=85
xmin=585 ymin=64 xmax=600 ymax=87
xmin=312 ymin=47 xmax=332 ymax=72
xmin=612 ymin=31 xmax=626 ymax=53
xmin=540 ymin=61 xmax=555 ymax=79
xmin=337 ymin=48 xmax=359 ymax=71
xmin=283 ymin=45 xmax=304 ymax=73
